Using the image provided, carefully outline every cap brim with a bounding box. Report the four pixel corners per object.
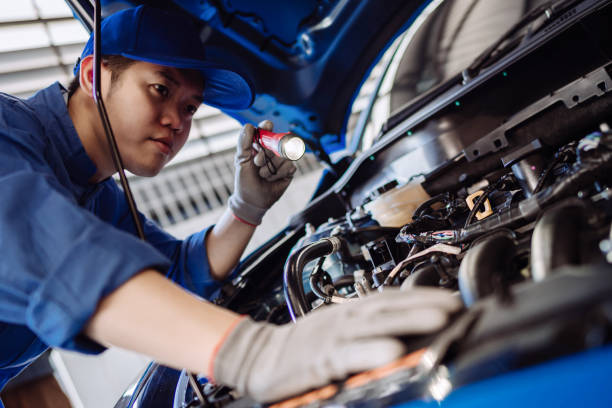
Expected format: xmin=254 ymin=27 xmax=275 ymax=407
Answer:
xmin=122 ymin=52 xmax=254 ymax=111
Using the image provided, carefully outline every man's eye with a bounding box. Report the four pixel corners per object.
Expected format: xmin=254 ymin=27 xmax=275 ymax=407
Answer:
xmin=186 ymin=104 xmax=198 ymax=115
xmin=152 ymin=84 xmax=169 ymax=97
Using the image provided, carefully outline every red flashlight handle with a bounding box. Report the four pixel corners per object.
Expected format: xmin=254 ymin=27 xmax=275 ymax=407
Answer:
xmin=255 ymin=129 xmax=292 ymax=157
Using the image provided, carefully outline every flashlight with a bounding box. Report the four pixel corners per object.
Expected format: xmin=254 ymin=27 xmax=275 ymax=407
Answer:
xmin=255 ymin=128 xmax=306 ymax=161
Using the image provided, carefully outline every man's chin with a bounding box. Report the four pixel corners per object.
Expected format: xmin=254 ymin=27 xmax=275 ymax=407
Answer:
xmin=128 ymin=164 xmax=164 ymax=177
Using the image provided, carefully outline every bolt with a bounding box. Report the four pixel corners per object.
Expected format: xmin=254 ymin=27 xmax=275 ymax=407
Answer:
xmin=305 ymin=223 xmax=315 ymax=236
xmin=600 ymin=239 xmax=612 ymax=253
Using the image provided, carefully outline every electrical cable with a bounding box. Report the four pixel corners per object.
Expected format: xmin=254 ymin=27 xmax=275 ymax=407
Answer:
xmin=464 ymin=174 xmax=513 ymax=227
xmin=383 ymin=243 xmax=461 ymax=286
xmin=413 ymin=193 xmax=451 ymax=219
xmin=309 ymin=257 xmax=330 ymax=302
xmin=463 ymin=188 xmax=491 ymax=227
xmin=403 ymin=146 xmax=612 ymax=247
xmin=532 ymin=151 xmax=569 ymax=194
xmin=308 ymin=255 xmax=353 ymax=305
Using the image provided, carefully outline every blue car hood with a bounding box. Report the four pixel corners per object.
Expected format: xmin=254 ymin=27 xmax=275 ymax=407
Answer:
xmin=68 ymin=0 xmax=429 ymax=154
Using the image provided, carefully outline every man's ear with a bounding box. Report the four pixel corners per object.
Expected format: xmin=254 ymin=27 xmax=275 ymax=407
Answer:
xmin=79 ymin=56 xmax=111 ymax=99
xmin=78 ymin=55 xmax=95 ymax=98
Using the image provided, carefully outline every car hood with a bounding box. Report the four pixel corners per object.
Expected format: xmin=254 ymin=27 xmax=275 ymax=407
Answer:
xmin=68 ymin=0 xmax=429 ymax=154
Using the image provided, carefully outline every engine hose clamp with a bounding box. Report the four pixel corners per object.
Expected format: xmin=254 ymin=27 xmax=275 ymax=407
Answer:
xmin=325 ymin=236 xmax=343 ymax=253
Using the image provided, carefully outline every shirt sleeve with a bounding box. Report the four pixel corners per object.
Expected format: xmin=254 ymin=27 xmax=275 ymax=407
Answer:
xmin=0 ymin=135 xmax=171 ymax=353
xmin=97 ymin=181 xmax=229 ymax=300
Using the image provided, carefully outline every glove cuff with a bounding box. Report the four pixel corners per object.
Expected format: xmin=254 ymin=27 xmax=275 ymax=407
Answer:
xmin=212 ymin=317 xmax=270 ymax=391
xmin=208 ymin=315 xmax=248 ymax=384
xmin=228 ymin=194 xmax=268 ymax=226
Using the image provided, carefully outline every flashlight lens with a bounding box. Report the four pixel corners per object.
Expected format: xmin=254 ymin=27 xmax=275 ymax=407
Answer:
xmin=282 ymin=136 xmax=306 ymax=160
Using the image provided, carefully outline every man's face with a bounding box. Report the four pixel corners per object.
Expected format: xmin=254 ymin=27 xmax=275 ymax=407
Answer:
xmin=103 ymin=61 xmax=204 ymax=177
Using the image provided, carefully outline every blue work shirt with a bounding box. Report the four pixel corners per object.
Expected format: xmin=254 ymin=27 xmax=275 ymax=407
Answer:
xmin=0 ymin=83 xmax=224 ymax=396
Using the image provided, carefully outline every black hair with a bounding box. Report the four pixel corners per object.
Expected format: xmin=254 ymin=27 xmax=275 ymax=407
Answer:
xmin=67 ymin=55 xmax=137 ymax=98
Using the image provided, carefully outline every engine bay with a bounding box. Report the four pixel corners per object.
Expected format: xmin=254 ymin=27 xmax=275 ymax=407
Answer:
xmin=183 ymin=115 xmax=612 ymax=406
xmin=209 ymin=5 xmax=612 ymax=405
xmin=210 ymin=92 xmax=612 ymax=408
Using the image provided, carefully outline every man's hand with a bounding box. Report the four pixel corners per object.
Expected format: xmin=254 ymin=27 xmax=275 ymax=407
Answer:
xmin=228 ymin=120 xmax=297 ymax=225
xmin=212 ymin=288 xmax=463 ymax=402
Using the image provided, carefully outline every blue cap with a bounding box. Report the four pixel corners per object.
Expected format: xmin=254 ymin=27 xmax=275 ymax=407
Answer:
xmin=74 ymin=5 xmax=253 ymax=110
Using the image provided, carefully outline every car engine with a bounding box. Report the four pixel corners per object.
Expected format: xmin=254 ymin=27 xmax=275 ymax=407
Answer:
xmin=197 ymin=73 xmax=612 ymax=407
xmin=282 ymin=125 xmax=611 ymax=319
xmin=165 ymin=123 xmax=612 ymax=407
xmin=207 ymin=27 xmax=612 ymax=408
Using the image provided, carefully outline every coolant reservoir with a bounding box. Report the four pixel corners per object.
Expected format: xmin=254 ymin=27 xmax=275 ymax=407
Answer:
xmin=365 ymin=182 xmax=430 ymax=227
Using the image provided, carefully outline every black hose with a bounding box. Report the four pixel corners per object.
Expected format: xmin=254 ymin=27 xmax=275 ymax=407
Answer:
xmin=531 ymin=199 xmax=589 ymax=281
xmin=458 ymin=229 xmax=518 ymax=306
xmin=333 ymin=275 xmax=356 ymax=289
xmin=283 ymin=237 xmax=343 ymax=321
xmin=400 ymin=263 xmax=440 ymax=290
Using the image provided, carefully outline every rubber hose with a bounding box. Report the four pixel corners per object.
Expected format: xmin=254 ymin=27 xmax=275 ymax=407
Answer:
xmin=400 ymin=263 xmax=440 ymax=290
xmin=283 ymin=237 xmax=342 ymax=321
xmin=531 ymin=199 xmax=589 ymax=281
xmin=458 ymin=229 xmax=517 ymax=306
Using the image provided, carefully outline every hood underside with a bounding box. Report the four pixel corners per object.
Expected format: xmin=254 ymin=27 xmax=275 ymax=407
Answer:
xmin=68 ymin=0 xmax=429 ymax=153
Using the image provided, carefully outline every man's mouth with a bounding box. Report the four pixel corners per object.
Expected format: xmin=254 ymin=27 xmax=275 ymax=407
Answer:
xmin=151 ymin=137 xmax=173 ymax=155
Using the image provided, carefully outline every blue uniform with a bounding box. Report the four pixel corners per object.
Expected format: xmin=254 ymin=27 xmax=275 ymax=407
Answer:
xmin=0 ymin=83 xmax=224 ymax=398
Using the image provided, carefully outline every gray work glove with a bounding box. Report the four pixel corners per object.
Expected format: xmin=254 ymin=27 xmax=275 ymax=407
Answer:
xmin=212 ymin=288 xmax=462 ymax=402
xmin=228 ymin=120 xmax=297 ymax=225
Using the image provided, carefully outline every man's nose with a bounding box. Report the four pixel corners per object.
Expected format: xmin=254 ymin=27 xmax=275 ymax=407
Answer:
xmin=161 ymin=105 xmax=183 ymax=132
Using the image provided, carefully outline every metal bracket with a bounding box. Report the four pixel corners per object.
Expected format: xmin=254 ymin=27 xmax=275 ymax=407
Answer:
xmin=556 ymin=66 xmax=612 ymax=108
xmin=501 ymin=138 xmax=543 ymax=167
xmin=463 ymin=66 xmax=612 ymax=162
xmin=463 ymin=129 xmax=510 ymax=163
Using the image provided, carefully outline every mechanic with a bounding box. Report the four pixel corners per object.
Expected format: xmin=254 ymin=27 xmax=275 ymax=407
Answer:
xmin=0 ymin=5 xmax=461 ymax=404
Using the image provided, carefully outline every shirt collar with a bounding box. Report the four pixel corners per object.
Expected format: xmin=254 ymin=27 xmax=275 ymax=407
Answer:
xmin=28 ymin=82 xmax=98 ymax=188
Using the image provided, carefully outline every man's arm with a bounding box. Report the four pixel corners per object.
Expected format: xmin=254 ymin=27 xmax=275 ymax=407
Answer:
xmin=84 ymin=269 xmax=240 ymax=373
xmin=205 ymin=120 xmax=296 ymax=280
xmin=206 ymin=208 xmax=255 ymax=280
xmin=84 ymin=269 xmax=463 ymax=402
